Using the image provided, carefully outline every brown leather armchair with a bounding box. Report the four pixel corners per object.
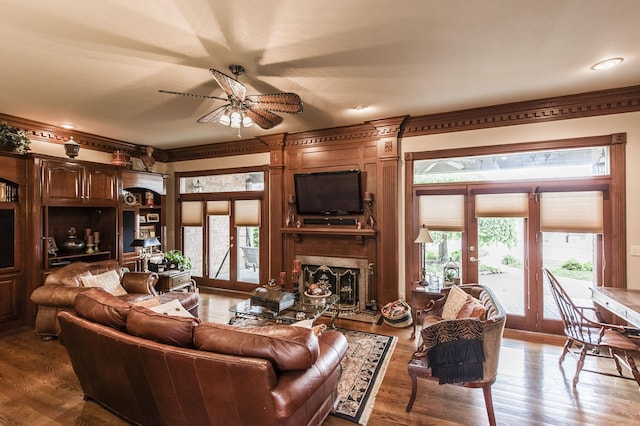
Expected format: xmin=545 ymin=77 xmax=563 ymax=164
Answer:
xmin=30 ymin=261 xmax=159 ymax=338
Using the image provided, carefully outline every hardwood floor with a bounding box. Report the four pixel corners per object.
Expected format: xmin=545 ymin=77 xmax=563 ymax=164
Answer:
xmin=1 ymin=289 xmax=639 ymax=425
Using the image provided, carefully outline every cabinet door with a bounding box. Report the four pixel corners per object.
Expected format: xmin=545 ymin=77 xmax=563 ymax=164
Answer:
xmin=42 ymin=160 xmax=83 ymax=203
xmin=0 ymin=273 xmax=19 ymax=322
xmin=85 ymin=166 xmax=117 ymax=202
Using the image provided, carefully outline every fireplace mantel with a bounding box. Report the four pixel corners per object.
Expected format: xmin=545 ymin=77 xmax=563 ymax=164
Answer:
xmin=281 ymin=227 xmax=377 ymax=244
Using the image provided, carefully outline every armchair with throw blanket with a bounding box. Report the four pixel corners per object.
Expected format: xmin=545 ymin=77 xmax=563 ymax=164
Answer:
xmin=406 ymin=284 xmax=506 ymax=426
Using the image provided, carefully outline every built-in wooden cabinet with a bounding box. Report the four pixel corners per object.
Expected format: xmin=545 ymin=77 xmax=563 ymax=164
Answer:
xmin=41 ymin=159 xmax=117 ymax=204
xmin=0 ymin=153 xmax=26 ymax=331
xmin=120 ymin=170 xmax=166 ymax=271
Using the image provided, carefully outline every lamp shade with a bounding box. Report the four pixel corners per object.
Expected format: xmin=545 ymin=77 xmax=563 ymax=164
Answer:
xmin=414 ymin=225 xmax=434 ymax=244
xmin=131 ymin=237 xmax=161 ymax=248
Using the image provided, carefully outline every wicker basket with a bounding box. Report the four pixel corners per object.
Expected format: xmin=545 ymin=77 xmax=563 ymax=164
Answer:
xmin=381 ymin=300 xmax=413 ymax=328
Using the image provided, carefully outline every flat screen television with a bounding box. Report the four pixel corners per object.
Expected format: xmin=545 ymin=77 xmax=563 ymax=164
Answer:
xmin=294 ymin=170 xmax=363 ymax=215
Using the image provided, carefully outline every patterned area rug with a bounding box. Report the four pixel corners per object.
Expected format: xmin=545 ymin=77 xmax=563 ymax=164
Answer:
xmin=332 ymin=328 xmax=397 ymax=425
xmin=229 ymin=319 xmax=396 ymax=424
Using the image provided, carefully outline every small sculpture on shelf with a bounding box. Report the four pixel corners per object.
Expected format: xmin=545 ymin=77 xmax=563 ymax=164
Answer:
xmin=285 ymin=194 xmax=296 ymax=227
xmin=61 ymin=227 xmax=86 ymax=252
xmin=140 ymin=145 xmax=155 ymax=172
xmin=364 ymin=192 xmax=375 ymax=229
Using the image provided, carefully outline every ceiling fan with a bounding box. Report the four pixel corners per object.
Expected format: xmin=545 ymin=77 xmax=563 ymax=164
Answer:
xmin=159 ymin=65 xmax=303 ymax=135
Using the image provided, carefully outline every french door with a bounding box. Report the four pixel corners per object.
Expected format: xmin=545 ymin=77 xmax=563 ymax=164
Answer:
xmin=182 ymin=197 xmax=264 ymax=292
xmin=419 ymin=183 xmax=607 ymax=333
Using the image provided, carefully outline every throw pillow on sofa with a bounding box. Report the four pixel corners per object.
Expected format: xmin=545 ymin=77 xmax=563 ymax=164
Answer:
xmin=441 ymin=285 xmax=471 ymax=320
xmin=74 ymin=288 xmax=131 ymax=330
xmin=456 ymin=297 xmax=487 ymax=320
xmin=80 ymin=269 xmax=127 ymax=297
xmin=126 ymin=305 xmax=199 ymax=348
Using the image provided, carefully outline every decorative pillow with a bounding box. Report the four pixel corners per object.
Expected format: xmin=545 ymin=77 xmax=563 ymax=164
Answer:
xmin=194 ymin=323 xmax=320 ymax=371
xmin=456 ymin=297 xmax=487 ymax=320
xmin=74 ymin=288 xmax=131 ymax=330
xmin=149 ymin=298 xmax=195 ymax=318
xmin=441 ymin=285 xmax=470 ymax=320
xmin=126 ymin=305 xmax=199 ymax=348
xmin=80 ymin=269 xmax=127 ymax=297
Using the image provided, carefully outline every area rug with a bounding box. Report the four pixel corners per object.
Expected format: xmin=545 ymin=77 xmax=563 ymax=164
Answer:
xmin=332 ymin=328 xmax=397 ymax=425
xmin=230 ymin=319 xmax=396 ymax=425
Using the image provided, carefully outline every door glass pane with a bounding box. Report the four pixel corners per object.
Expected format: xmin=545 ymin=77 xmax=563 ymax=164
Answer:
xmin=542 ymin=232 xmax=596 ymax=320
xmin=478 ymin=217 xmax=525 ymax=316
xmin=208 ymin=215 xmax=230 ymax=280
xmin=237 ymin=226 xmax=259 ymax=284
xmin=183 ymin=226 xmax=203 ymax=277
xmin=422 ymin=231 xmax=462 ymax=289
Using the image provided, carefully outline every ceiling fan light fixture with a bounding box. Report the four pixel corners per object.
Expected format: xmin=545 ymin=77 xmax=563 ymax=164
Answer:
xmin=219 ymin=110 xmax=231 ymax=126
xmin=242 ymin=113 xmax=253 ymax=127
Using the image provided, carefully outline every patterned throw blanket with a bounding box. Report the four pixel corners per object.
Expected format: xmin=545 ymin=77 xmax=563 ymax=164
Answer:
xmin=416 ymin=319 xmax=484 ymax=384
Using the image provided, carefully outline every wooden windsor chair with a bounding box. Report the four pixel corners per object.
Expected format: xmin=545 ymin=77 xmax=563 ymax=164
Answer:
xmin=543 ymin=268 xmax=640 ymax=388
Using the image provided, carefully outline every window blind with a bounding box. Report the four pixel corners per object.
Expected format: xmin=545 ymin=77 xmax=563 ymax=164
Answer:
xmin=181 ymin=201 xmax=203 ymax=226
xmin=206 ymin=200 xmax=230 ymax=215
xmin=418 ymin=194 xmax=464 ymax=231
xmin=475 ymin=193 xmax=529 ymax=217
xmin=540 ymin=191 xmax=603 ymax=233
xmin=234 ymin=200 xmax=261 ymax=227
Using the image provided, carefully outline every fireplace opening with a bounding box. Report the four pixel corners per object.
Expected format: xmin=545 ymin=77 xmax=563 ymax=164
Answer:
xmin=301 ymin=264 xmax=359 ymax=313
xmin=296 ymin=255 xmax=370 ymax=315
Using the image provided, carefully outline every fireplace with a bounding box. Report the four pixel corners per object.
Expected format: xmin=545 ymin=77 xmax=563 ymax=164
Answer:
xmin=296 ymin=255 xmax=370 ymax=314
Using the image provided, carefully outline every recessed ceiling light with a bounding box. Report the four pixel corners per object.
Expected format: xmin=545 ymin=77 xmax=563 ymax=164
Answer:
xmin=353 ymin=105 xmax=368 ymax=111
xmin=59 ymin=123 xmax=75 ymax=129
xmin=590 ymin=57 xmax=623 ymax=70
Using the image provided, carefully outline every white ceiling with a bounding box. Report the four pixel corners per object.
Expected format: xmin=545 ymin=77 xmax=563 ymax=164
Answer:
xmin=0 ymin=0 xmax=638 ymax=150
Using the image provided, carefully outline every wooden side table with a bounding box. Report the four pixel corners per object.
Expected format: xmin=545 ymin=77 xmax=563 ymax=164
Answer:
xmin=410 ymin=283 xmax=444 ymax=339
xmin=156 ymin=269 xmax=196 ymax=293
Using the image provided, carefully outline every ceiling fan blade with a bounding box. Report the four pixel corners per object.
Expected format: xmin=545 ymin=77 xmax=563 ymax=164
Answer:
xmin=245 ymin=108 xmax=284 ymax=129
xmin=158 ymin=89 xmax=227 ymax=102
xmin=244 ymin=93 xmax=303 ymax=114
xmin=209 ymin=68 xmax=246 ymax=101
xmin=197 ymin=105 xmax=228 ymax=123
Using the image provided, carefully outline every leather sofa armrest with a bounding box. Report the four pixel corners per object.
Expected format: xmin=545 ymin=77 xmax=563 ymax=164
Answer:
xmin=31 ymin=285 xmax=92 ymax=308
xmin=121 ymin=272 xmax=159 ymax=296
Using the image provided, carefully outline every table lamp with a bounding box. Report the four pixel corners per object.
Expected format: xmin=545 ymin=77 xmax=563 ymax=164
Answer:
xmin=414 ymin=225 xmax=433 ymax=285
xmin=131 ymin=237 xmax=161 ymax=272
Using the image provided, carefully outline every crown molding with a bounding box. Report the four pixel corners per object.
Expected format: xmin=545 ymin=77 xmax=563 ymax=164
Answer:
xmin=0 ymin=113 xmax=169 ymax=162
xmin=401 ymin=85 xmax=640 ymax=137
xmin=3 ymin=85 xmax=639 ymax=163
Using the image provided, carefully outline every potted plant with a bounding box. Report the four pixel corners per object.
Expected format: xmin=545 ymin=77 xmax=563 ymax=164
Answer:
xmin=164 ymin=249 xmax=192 ymax=271
xmin=0 ymin=122 xmax=31 ymax=154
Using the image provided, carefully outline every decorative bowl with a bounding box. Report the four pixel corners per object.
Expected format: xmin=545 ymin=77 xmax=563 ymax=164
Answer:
xmin=304 ymin=290 xmax=332 ymax=306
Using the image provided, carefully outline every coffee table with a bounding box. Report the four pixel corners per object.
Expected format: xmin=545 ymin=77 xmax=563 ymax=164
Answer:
xmin=229 ymin=294 xmax=340 ymax=327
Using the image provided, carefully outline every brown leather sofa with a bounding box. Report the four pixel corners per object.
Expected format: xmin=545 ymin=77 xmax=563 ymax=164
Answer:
xmin=58 ymin=288 xmax=348 ymax=426
xmin=30 ymin=261 xmax=199 ymax=338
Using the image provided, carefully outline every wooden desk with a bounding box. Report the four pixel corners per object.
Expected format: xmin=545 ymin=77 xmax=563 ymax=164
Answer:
xmin=591 ymin=287 xmax=640 ymax=328
xmin=410 ymin=283 xmax=444 ymax=339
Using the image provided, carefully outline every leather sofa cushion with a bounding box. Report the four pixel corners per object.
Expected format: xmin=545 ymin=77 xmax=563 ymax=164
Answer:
xmin=74 ymin=288 xmax=131 ymax=330
xmin=126 ymin=305 xmax=199 ymax=348
xmin=194 ymin=323 xmax=320 ymax=372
